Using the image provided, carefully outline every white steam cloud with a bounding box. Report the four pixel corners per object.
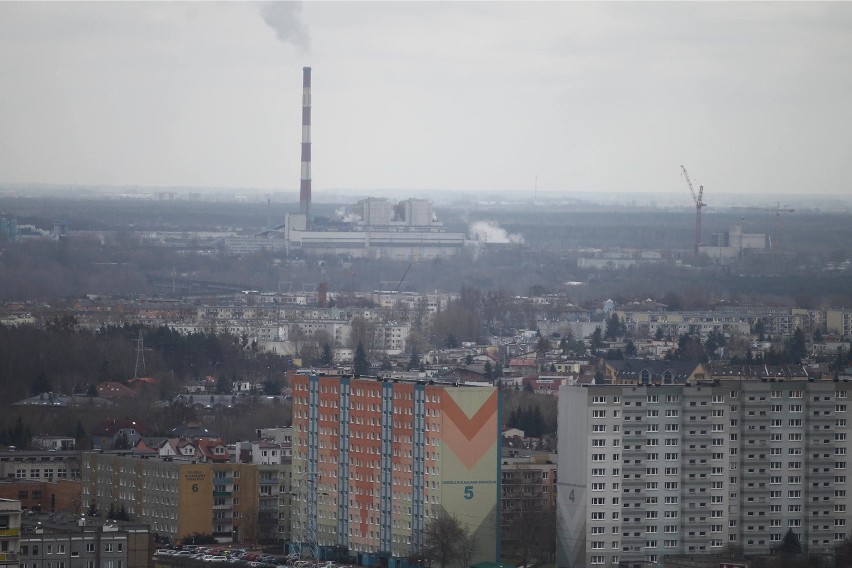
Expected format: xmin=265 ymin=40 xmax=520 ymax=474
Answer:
xmin=260 ymin=1 xmax=311 ymax=54
xmin=469 ymin=221 xmax=524 ymax=244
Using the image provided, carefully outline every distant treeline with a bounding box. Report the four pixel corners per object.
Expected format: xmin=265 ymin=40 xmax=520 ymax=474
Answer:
xmin=0 ymin=198 xmax=850 ymax=307
xmin=0 ymin=320 xmax=289 ymax=403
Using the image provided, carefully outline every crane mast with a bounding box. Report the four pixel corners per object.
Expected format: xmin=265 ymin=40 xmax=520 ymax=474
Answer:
xmin=680 ymin=165 xmax=707 ymax=257
xmin=772 ymin=202 xmax=795 ymax=252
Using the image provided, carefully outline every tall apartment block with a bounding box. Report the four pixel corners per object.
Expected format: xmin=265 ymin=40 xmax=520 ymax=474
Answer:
xmin=557 ymin=380 xmax=852 ymax=568
xmin=290 ymin=374 xmax=500 ymax=567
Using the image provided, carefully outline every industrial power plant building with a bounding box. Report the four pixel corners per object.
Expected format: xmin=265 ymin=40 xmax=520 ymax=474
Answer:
xmin=282 ymin=199 xmax=466 ymax=259
xmin=281 ymin=68 xmax=466 ymax=260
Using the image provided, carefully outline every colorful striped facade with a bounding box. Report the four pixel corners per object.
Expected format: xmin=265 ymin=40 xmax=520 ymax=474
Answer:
xmin=291 ymin=374 xmax=500 ymax=564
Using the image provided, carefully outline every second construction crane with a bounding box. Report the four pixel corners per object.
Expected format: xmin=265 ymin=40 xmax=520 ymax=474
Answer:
xmin=681 ymin=165 xmax=707 ymax=257
xmin=770 ymin=202 xmax=795 ymax=252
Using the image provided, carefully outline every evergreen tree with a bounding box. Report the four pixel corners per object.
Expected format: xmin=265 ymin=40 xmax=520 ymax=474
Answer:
xmin=705 ymin=332 xmax=720 ymax=359
xmin=535 ymin=336 xmax=551 ymax=359
xmin=353 ymin=342 xmax=371 ymax=376
xmin=625 ymin=339 xmax=637 ymax=357
xmin=320 ymin=344 xmax=334 ymax=366
xmin=654 ymin=327 xmax=665 ymax=341
xmin=590 ymin=327 xmax=604 ymax=352
xmin=214 ymin=375 xmax=231 ymax=394
xmin=494 ymin=361 xmax=503 ymax=378
xmin=484 ymin=361 xmax=493 ymax=381
xmin=604 ymin=314 xmax=622 ymax=340
xmin=114 ymin=431 xmax=130 ymax=450
xmin=789 ymin=327 xmax=807 ymax=362
xmin=778 ymin=528 xmax=801 ymax=555
xmin=407 ymin=350 xmax=421 ymax=372
xmin=508 ymin=407 xmax=519 ymax=429
xmin=262 ymin=378 xmax=281 ymax=395
xmin=74 ymin=420 xmax=86 ymax=440
xmin=832 ymin=347 xmax=848 ymax=379
xmin=2 ymin=417 xmax=32 ymax=449
xmin=31 ymin=370 xmax=52 ymax=395
xmin=445 ymin=333 xmax=459 ymax=348
xmin=605 ymin=349 xmax=624 ymax=360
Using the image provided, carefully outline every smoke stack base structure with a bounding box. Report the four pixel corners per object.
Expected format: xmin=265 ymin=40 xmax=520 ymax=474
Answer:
xmin=283 ymin=67 xmax=466 ymax=260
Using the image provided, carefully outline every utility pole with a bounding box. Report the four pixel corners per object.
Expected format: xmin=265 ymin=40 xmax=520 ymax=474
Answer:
xmin=290 ymin=476 xmax=323 ymax=562
xmin=133 ymin=331 xmax=146 ymax=380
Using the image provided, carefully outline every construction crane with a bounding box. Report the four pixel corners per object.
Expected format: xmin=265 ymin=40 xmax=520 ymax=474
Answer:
xmin=771 ymin=202 xmax=795 ymax=252
xmin=396 ymin=263 xmax=412 ymax=292
xmin=680 ymin=165 xmax=707 ymax=257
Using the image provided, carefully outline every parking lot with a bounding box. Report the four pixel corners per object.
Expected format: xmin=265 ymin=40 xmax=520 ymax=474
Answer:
xmin=154 ymin=547 xmax=352 ymax=568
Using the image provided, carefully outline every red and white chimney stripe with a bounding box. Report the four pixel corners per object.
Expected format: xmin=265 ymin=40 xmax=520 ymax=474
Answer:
xmin=299 ymin=66 xmax=312 ymax=217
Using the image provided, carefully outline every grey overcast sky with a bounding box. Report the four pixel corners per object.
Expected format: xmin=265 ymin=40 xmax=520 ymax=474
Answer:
xmin=1 ymin=1 xmax=851 ymax=196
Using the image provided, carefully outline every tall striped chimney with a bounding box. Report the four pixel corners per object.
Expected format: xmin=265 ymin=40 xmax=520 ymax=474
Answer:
xmin=299 ymin=66 xmax=312 ymax=218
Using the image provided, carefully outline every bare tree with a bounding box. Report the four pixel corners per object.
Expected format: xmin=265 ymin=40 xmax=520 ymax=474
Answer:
xmin=288 ymin=326 xmax=307 ymax=359
xmin=349 ymin=315 xmax=378 ymax=356
xmin=422 ymin=512 xmax=471 ymax=568
xmin=502 ymin=464 xmax=556 ymax=566
xmin=456 ymin=530 xmax=477 ymax=568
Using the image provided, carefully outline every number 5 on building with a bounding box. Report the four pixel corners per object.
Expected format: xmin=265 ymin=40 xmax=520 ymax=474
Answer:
xmin=464 ymin=485 xmax=474 ymax=500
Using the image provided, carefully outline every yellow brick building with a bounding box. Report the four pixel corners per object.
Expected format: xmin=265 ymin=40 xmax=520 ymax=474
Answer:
xmin=82 ymin=454 xmax=259 ymax=543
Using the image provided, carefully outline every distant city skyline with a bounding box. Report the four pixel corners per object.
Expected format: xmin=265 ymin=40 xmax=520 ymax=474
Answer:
xmin=1 ymin=2 xmax=851 ymax=196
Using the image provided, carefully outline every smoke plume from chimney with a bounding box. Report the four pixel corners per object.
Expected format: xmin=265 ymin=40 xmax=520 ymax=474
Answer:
xmin=260 ymin=2 xmax=311 ymax=54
